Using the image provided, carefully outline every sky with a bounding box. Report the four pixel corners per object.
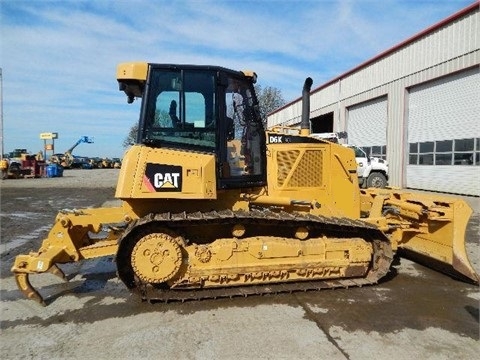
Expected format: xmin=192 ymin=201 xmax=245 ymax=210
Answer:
xmin=0 ymin=0 xmax=475 ymax=159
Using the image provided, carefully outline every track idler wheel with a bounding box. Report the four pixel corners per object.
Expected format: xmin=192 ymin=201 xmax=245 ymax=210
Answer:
xmin=131 ymin=233 xmax=183 ymax=284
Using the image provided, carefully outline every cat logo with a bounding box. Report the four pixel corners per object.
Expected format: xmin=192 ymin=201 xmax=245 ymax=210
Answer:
xmin=144 ymin=164 xmax=182 ymax=192
xmin=154 ymin=172 xmax=180 ymax=188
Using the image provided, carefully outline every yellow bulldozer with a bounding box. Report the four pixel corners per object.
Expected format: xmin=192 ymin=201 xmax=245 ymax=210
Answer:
xmin=12 ymin=62 xmax=478 ymax=305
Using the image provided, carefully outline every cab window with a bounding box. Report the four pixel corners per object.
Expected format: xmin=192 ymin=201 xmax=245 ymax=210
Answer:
xmin=142 ymin=69 xmax=216 ymax=150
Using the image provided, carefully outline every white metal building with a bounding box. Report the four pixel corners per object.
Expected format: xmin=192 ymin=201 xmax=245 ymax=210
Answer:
xmin=268 ymin=3 xmax=480 ymax=196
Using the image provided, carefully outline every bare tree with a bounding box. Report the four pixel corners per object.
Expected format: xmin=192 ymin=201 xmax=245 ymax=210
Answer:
xmin=122 ymin=110 xmax=170 ymax=148
xmin=254 ymin=84 xmax=286 ymax=127
xmin=122 ymin=123 xmax=138 ymax=148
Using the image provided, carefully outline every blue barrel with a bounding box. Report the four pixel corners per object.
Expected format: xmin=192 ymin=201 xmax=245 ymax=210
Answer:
xmin=47 ymin=164 xmax=63 ymax=177
xmin=46 ymin=164 xmax=55 ymax=178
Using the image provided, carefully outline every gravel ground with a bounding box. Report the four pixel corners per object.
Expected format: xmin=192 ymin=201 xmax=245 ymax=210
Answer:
xmin=0 ymin=169 xmax=478 ymax=360
xmin=0 ymin=168 xmax=121 ymax=189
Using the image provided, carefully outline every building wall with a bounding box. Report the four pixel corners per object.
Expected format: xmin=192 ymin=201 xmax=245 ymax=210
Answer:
xmin=267 ymin=4 xmax=479 ymax=195
xmin=406 ymin=67 xmax=479 ymax=195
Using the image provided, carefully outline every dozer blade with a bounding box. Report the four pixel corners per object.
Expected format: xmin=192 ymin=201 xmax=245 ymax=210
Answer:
xmin=13 ymin=265 xmax=67 ymax=306
xmin=367 ymin=189 xmax=479 ymax=284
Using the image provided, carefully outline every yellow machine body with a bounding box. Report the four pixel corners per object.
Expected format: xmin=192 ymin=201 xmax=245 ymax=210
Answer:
xmin=264 ymin=139 xmax=360 ymax=218
xmin=116 ymin=145 xmax=218 ymax=201
xmin=11 ymin=62 xmax=478 ymax=306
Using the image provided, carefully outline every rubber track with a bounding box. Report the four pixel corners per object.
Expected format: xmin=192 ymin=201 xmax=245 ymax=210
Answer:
xmin=118 ymin=209 xmax=393 ymax=303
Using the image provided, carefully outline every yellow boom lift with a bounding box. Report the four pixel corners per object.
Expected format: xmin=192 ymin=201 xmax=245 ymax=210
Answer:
xmin=12 ymin=62 xmax=478 ymax=305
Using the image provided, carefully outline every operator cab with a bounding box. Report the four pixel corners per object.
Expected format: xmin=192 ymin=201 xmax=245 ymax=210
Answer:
xmin=118 ymin=63 xmax=266 ymax=190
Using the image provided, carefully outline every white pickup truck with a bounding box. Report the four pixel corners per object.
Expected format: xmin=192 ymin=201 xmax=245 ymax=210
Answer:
xmin=345 ymin=144 xmax=389 ymax=188
xmin=309 ymin=133 xmax=389 ymax=188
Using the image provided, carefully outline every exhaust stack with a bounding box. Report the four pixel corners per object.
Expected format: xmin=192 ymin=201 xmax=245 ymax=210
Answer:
xmin=300 ymin=77 xmax=313 ymax=136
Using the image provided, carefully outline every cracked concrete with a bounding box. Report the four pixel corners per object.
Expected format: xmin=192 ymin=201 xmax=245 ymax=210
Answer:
xmin=1 ymin=169 xmax=478 ymax=359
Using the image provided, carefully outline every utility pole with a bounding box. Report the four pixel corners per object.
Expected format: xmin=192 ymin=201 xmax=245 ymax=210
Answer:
xmin=0 ymin=68 xmax=3 ymax=160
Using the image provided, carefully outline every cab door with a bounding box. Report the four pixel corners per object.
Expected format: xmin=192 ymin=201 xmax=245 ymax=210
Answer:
xmin=216 ymin=72 xmax=266 ymax=190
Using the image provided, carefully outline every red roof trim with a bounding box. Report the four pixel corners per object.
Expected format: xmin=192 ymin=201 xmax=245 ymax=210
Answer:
xmin=269 ymin=1 xmax=479 ymax=116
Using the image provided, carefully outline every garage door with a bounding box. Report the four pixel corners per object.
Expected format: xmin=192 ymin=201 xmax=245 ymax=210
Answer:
xmin=407 ymin=67 xmax=480 ymax=196
xmin=346 ymin=96 xmax=388 ymax=159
